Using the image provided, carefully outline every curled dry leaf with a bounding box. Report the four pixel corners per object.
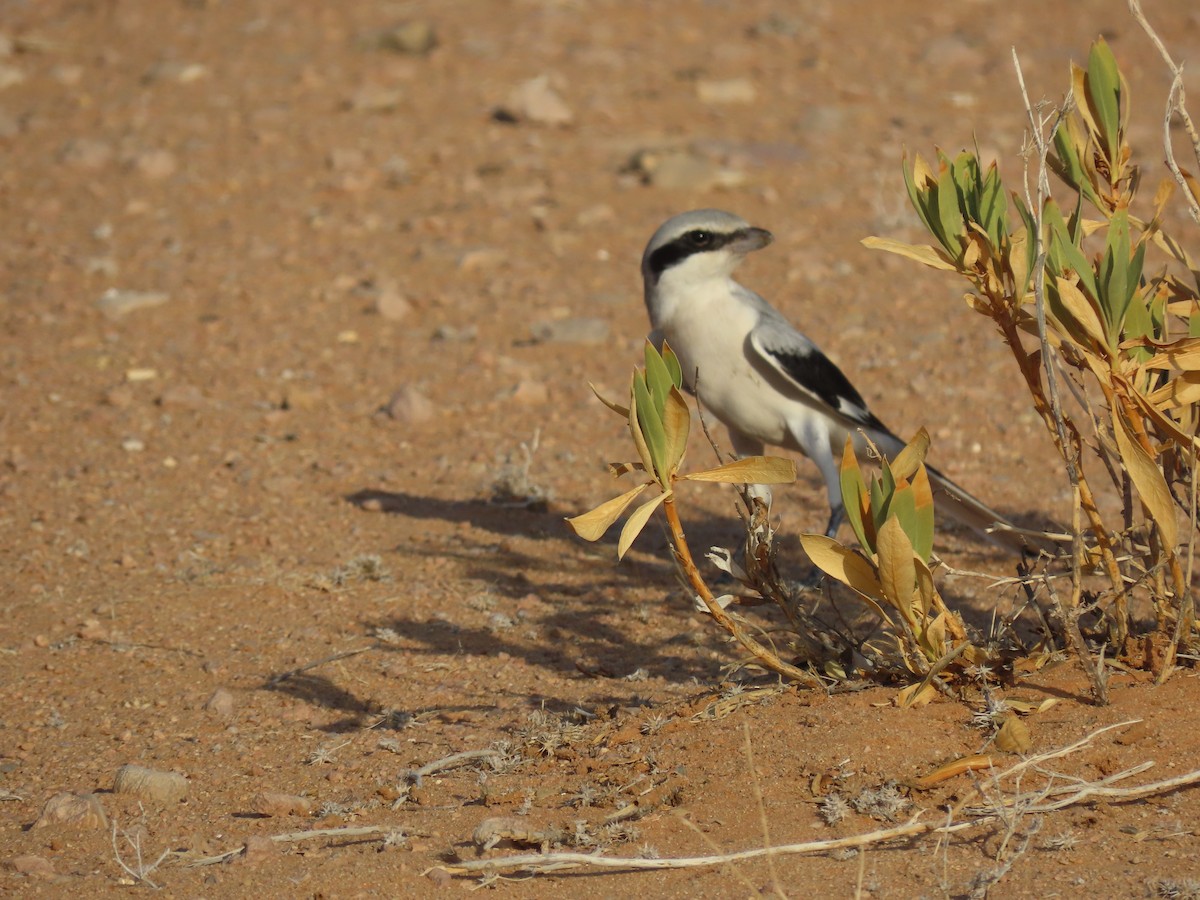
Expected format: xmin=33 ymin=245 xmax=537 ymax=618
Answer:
xmin=994 ymin=715 xmax=1033 ymax=754
xmin=910 ymin=754 xmax=996 ymax=790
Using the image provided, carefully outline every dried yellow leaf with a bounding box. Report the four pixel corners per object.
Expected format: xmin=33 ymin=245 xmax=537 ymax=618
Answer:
xmin=994 ymin=715 xmax=1032 ymax=754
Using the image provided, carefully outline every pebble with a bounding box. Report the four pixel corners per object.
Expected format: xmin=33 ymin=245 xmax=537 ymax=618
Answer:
xmin=252 ymin=792 xmax=315 ymax=817
xmin=634 ymin=149 xmax=746 ymax=191
xmin=240 ymin=835 xmax=279 ymax=864
xmin=509 ymin=379 xmax=549 ymax=405
xmin=504 ymin=75 xmax=573 ymax=126
xmin=8 ymin=855 xmax=55 ymax=879
xmin=59 ymin=138 xmax=114 ymax=171
xmin=374 ymin=285 xmax=412 ymax=321
xmin=696 ymin=77 xmax=757 ymax=105
xmin=347 ymin=84 xmax=403 ymax=113
xmin=121 ymin=438 xmax=145 ymax=453
xmin=0 ymin=64 xmax=24 ymax=90
xmin=458 ymin=247 xmax=505 ymax=272
xmin=142 ymin=60 xmax=209 ymax=84
xmin=112 ymin=764 xmax=189 ymax=803
xmin=31 ymin=792 xmax=108 ymax=830
xmin=131 ymin=149 xmax=178 ymax=180
xmin=529 ymin=316 xmax=609 ymax=344
xmin=379 ymin=21 xmax=437 ymax=55
xmin=157 ymin=384 xmax=207 ymax=409
xmin=97 ymin=288 xmax=169 ymax=319
xmin=387 ymin=385 xmax=434 ymax=423
xmin=204 ymin=687 xmax=235 ymax=718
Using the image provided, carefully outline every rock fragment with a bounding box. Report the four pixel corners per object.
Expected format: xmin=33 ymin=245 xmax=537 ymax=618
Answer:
xmin=502 ymin=75 xmax=573 ymax=126
xmin=97 ymin=289 xmax=169 ymax=319
xmin=31 ymin=792 xmax=108 ymax=830
xmin=112 ymin=764 xmax=189 ymax=803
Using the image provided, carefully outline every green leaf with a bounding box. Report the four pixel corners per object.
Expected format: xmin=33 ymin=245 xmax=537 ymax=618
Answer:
xmin=1100 ymin=208 xmax=1132 ymax=337
xmin=911 ymin=466 xmax=936 ymax=562
xmin=936 ymin=157 xmax=965 ymax=260
xmin=632 ymin=370 xmax=667 ymax=480
xmin=980 ymin=161 xmax=1008 ymax=246
xmin=1087 ymin=37 xmax=1122 ymax=165
xmin=566 ymin=482 xmax=650 ymax=541
xmin=628 ymin=373 xmax=656 ymax=476
xmin=618 ymin=490 xmax=668 ymax=559
xmin=681 ymin=455 xmax=797 ymax=484
xmin=903 ymin=153 xmax=944 ymax=248
xmin=643 ymin=341 xmax=673 ymax=415
xmin=839 ymin=438 xmax=872 ymax=552
xmin=661 ymin=340 xmax=684 ymax=389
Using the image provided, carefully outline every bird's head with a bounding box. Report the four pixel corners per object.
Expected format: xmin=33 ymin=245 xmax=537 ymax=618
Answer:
xmin=640 ymin=209 xmax=773 ymax=297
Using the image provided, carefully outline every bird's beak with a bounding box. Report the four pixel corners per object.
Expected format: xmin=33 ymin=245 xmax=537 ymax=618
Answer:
xmin=731 ymin=227 xmax=773 ymax=254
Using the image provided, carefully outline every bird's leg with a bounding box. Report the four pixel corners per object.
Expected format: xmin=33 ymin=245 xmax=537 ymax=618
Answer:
xmin=824 ymin=503 xmax=845 ymax=539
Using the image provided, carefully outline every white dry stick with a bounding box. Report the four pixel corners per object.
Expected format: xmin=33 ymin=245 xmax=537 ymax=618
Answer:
xmin=403 ymin=748 xmax=507 ymax=785
xmin=1128 ymin=0 xmax=1200 ymax=226
xmin=432 ymin=720 xmax=1200 ymax=880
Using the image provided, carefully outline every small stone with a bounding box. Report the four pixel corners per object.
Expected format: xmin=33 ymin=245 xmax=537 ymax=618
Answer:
xmin=510 ymin=379 xmax=548 ymax=405
xmin=374 ymin=286 xmax=412 ymax=322
xmin=131 ymin=149 xmax=177 ymax=180
xmin=347 ymin=84 xmax=403 ymax=113
xmin=204 ymin=688 xmax=235 ymax=718
xmin=387 ymin=386 xmax=434 ymax=423
xmin=8 ymin=855 xmax=55 ymax=879
xmin=96 ymin=288 xmax=169 ymax=319
xmin=504 ymin=75 xmax=573 ymax=126
xmin=0 ymin=64 xmax=24 ymax=90
xmin=125 ymin=368 xmax=158 ymax=382
xmin=458 ymin=248 xmax=505 ymax=272
xmin=240 ymin=835 xmax=279 ymax=864
xmin=379 ymin=21 xmax=437 ymax=55
xmin=252 ymin=792 xmax=315 ymax=817
xmin=59 ymin=138 xmax=113 ymax=171
xmin=121 ymin=438 xmax=145 ymax=453
xmin=51 ymin=64 xmax=83 ymax=85
xmin=32 ymin=792 xmax=108 ymax=830
xmin=283 ymin=387 xmax=323 ymax=410
xmin=157 ymin=384 xmax=207 ymax=409
xmin=112 ymin=764 xmax=189 ymax=803
xmin=104 ymin=386 xmax=135 ymax=408
xmin=632 ymin=149 xmax=746 ymax=191
xmin=530 ymin=317 xmax=609 ymax=344
xmin=143 ymin=61 xmax=209 ymax=84
xmin=696 ymin=77 xmax=757 ymax=105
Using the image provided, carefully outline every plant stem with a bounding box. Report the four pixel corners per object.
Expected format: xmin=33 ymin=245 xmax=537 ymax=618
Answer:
xmin=660 ymin=495 xmax=824 ymax=688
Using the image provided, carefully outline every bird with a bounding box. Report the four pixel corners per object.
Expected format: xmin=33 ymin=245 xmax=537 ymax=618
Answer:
xmin=639 ymin=207 xmax=1047 ymax=552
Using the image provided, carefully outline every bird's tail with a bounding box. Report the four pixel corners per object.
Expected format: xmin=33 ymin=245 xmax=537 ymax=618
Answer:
xmin=925 ymin=463 xmax=1063 ymax=556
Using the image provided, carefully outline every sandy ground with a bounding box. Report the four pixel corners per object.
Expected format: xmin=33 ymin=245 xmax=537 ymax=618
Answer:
xmin=3 ymin=0 xmax=1200 ymax=896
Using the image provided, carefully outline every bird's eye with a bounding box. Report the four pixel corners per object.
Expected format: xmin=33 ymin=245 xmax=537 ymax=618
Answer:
xmin=687 ymin=230 xmax=712 ymax=247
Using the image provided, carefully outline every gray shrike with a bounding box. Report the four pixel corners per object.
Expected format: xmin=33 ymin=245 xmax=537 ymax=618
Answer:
xmin=640 ymin=208 xmax=1040 ymax=551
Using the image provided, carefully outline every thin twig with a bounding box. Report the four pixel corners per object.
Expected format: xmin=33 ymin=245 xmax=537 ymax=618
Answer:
xmin=432 ymin=719 xmax=1200 ymax=880
xmin=403 ymin=749 xmax=506 ymax=785
xmin=266 ymin=644 xmax=380 ymax=686
xmin=1128 ymin=0 xmax=1200 ymax=226
xmin=187 ymin=825 xmax=425 ymax=867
